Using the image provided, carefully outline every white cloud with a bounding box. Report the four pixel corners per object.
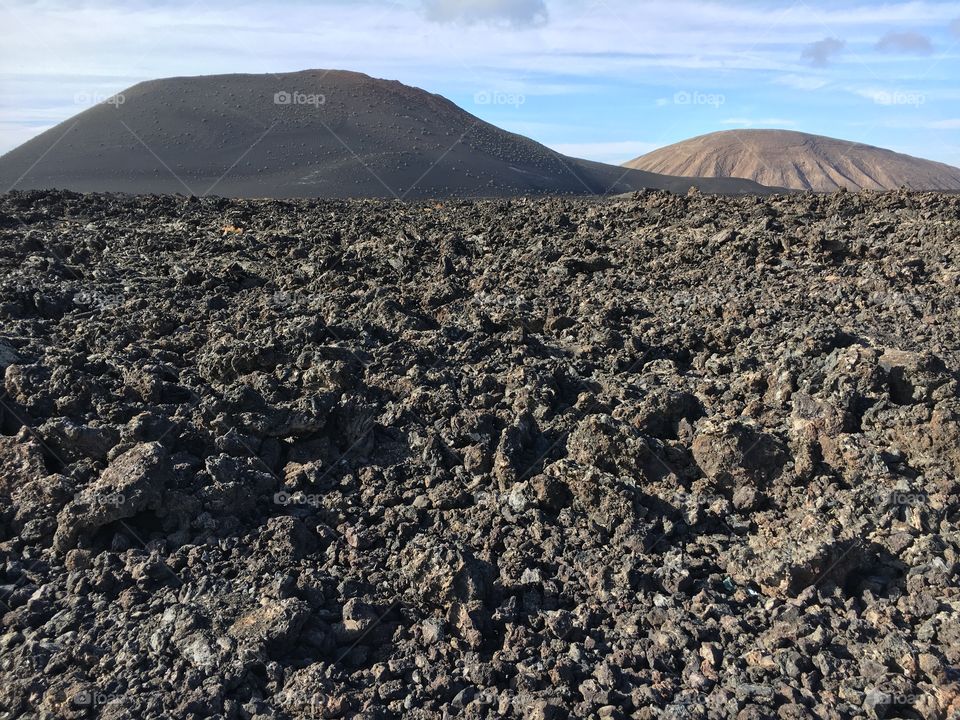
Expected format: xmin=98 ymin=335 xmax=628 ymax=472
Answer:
xmin=1 ymin=0 xmax=959 ymax=158
xmin=422 ymin=0 xmax=548 ymax=28
xmin=854 ymin=88 xmax=890 ymax=102
xmin=851 ymin=87 xmax=928 ymax=106
xmin=774 ymin=74 xmax=830 ymax=91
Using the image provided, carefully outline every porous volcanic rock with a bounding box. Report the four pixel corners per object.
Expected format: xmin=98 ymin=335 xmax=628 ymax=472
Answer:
xmin=0 ymin=188 xmax=958 ymax=719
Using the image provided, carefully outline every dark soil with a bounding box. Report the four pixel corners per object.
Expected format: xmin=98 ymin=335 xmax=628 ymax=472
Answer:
xmin=1 ymin=188 xmax=958 ymax=719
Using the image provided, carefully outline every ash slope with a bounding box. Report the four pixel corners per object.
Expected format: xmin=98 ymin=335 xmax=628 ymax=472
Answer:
xmin=0 ymin=71 xmax=770 ymax=198
xmin=2 ymin=189 xmax=960 ymax=720
xmin=624 ymin=129 xmax=960 ymax=192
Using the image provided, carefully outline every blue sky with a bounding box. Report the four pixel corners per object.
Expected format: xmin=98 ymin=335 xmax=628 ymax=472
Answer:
xmin=1 ymin=0 xmax=959 ymax=166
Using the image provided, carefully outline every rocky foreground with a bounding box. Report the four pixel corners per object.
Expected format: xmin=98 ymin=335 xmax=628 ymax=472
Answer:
xmin=0 ymin=188 xmax=958 ymax=720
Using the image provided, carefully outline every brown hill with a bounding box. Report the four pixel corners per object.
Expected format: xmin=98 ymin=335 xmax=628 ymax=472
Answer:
xmin=623 ymin=129 xmax=960 ymax=192
xmin=0 ymin=70 xmax=772 ymax=198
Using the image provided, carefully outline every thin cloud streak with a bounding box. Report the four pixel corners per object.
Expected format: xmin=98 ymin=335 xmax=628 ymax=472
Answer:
xmin=875 ymin=30 xmax=935 ymax=54
xmin=1 ymin=0 xmax=958 ymax=166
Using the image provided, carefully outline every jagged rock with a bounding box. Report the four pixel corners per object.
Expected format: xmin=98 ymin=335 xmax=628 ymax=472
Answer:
xmin=493 ymin=411 xmax=538 ymax=488
xmin=0 ymin=339 xmax=20 ymax=370
xmin=39 ymin=418 xmax=119 ymax=462
xmin=399 ymin=535 xmax=494 ymax=607
xmin=728 ymin=513 xmax=863 ymax=597
xmin=200 ymin=453 xmax=277 ymax=516
xmin=879 ymin=348 xmax=953 ymax=405
xmin=52 ymin=442 xmax=170 ymax=551
xmin=2 ymin=189 xmax=960 ymax=720
xmin=692 ymin=419 xmax=788 ymax=490
xmin=228 ymin=598 xmax=311 ymax=652
xmin=0 ymin=428 xmax=48 ymax=496
xmin=566 ymin=413 xmax=652 ymax=477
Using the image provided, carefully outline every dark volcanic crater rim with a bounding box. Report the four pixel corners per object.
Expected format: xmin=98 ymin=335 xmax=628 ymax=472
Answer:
xmin=0 ymin=70 xmax=774 ymax=199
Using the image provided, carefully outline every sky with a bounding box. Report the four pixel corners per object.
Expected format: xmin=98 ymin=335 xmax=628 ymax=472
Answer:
xmin=1 ymin=0 xmax=959 ymax=166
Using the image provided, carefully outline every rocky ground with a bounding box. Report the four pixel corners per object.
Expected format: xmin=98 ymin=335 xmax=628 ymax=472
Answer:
xmin=0 ymin=188 xmax=958 ymax=720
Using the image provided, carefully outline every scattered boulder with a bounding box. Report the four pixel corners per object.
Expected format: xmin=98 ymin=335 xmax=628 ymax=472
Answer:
xmin=51 ymin=442 xmax=170 ymax=551
xmin=0 ymin=339 xmax=20 ymax=370
xmin=879 ymin=348 xmax=953 ymax=405
xmin=566 ymin=413 xmax=652 ymax=478
xmin=0 ymin=427 xmax=48 ymax=496
xmin=493 ymin=412 xmax=538 ymax=488
xmin=399 ymin=535 xmax=495 ymax=607
xmin=228 ymin=598 xmax=311 ymax=653
xmin=692 ymin=419 xmax=788 ymax=490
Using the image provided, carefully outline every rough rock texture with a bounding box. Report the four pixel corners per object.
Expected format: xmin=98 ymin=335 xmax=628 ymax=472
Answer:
xmin=0 ymin=188 xmax=959 ymax=719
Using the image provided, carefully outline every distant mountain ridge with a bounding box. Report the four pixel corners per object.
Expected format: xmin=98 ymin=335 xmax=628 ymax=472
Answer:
xmin=0 ymin=70 xmax=772 ymax=198
xmin=623 ymin=129 xmax=960 ymax=192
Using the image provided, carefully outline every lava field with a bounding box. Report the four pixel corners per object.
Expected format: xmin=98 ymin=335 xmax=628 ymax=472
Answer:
xmin=0 ymin=188 xmax=959 ymax=720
